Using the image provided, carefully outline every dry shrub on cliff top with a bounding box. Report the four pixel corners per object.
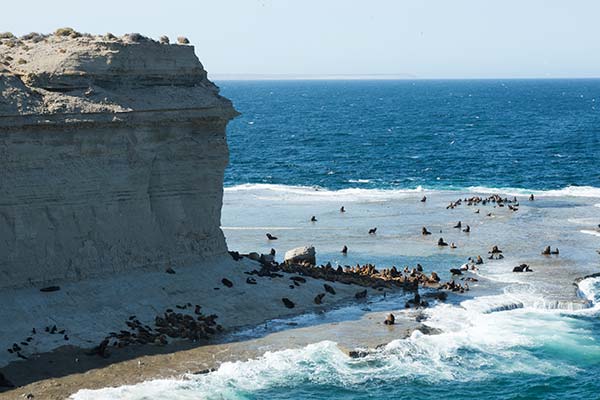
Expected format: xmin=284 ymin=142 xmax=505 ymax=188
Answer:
xmin=54 ymin=27 xmax=81 ymax=38
xmin=21 ymin=32 xmax=46 ymax=43
xmin=0 ymin=32 xmax=15 ymax=39
xmin=105 ymin=32 xmax=117 ymax=40
xmin=159 ymin=35 xmax=170 ymax=44
xmin=177 ymin=36 xmax=190 ymax=44
xmin=124 ymin=33 xmax=152 ymax=43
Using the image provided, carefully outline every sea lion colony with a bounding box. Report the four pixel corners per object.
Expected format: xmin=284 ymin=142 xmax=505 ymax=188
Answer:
xmin=3 ymin=193 xmax=566 ymax=362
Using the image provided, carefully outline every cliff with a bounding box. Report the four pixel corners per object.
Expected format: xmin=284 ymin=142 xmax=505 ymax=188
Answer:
xmin=0 ymin=31 xmax=238 ymax=288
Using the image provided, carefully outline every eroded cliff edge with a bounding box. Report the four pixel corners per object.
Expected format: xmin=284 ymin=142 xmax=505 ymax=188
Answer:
xmin=0 ymin=32 xmax=238 ymax=288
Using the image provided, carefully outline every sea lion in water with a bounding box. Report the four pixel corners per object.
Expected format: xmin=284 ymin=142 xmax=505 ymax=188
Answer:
xmin=368 ymin=227 xmax=377 ymax=234
xmin=551 ymin=248 xmax=559 ymax=255
xmin=454 ymin=221 xmax=462 ymax=229
xmin=513 ymin=264 xmax=533 ymax=272
xmin=421 ymin=196 xmax=427 ymax=202
xmin=422 ymin=227 xmax=432 ymax=235
xmin=270 ymin=248 xmax=276 ymax=256
xmin=340 ymin=206 xmax=346 ymax=212
xmin=384 ymin=313 xmax=395 ymax=325
xmin=541 ymin=246 xmax=551 ymax=255
xmin=341 ymin=245 xmax=348 ymax=254
xmin=310 ymin=216 xmax=317 ymax=222
xmin=489 ymin=245 xmax=502 ymax=254
xmin=529 ymin=194 xmax=535 ymax=201
xmin=266 ymin=233 xmax=278 ymax=240
xmin=450 ymin=242 xmax=457 ymax=249
xmin=476 ymin=255 xmax=484 ymax=264
xmin=438 ymin=238 xmax=448 ymax=246
xmin=463 ymin=225 xmax=470 ymax=233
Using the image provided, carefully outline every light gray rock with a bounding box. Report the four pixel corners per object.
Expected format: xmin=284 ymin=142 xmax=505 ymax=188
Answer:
xmin=284 ymin=246 xmax=316 ymax=266
xmin=0 ymin=33 xmax=238 ymax=289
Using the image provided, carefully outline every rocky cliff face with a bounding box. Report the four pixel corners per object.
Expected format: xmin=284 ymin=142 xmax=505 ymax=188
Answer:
xmin=0 ymin=32 xmax=238 ymax=288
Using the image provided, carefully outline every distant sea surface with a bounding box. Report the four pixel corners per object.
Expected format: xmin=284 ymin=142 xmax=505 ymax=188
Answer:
xmin=219 ymin=79 xmax=600 ymax=191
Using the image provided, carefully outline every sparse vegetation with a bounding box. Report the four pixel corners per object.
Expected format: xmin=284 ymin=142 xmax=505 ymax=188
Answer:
xmin=17 ymin=58 xmax=27 ymax=65
xmin=0 ymin=32 xmax=15 ymax=39
xmin=125 ymin=33 xmax=151 ymax=43
xmin=21 ymin=32 xmax=41 ymax=41
xmin=105 ymin=32 xmax=117 ymax=40
xmin=159 ymin=35 xmax=170 ymax=44
xmin=177 ymin=36 xmax=190 ymax=44
xmin=54 ymin=27 xmax=81 ymax=38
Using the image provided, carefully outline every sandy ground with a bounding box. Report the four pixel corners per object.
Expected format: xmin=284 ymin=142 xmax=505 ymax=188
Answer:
xmin=0 ymin=302 xmax=429 ymax=400
xmin=0 ymin=255 xmax=404 ymax=398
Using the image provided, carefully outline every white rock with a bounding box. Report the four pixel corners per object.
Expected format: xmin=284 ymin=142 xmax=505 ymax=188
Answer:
xmin=284 ymin=246 xmax=316 ymax=265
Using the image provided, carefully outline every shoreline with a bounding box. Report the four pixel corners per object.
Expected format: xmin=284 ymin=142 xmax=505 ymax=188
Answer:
xmin=1 ymin=287 xmax=429 ymax=400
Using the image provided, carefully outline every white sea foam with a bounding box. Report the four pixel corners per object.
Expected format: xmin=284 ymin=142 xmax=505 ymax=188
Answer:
xmin=466 ymin=185 xmax=600 ymax=198
xmin=71 ymin=285 xmax=597 ymax=400
xmin=224 ymin=183 xmax=600 ymax=202
xmin=580 ymin=229 xmax=600 ymax=237
xmin=224 ymin=183 xmax=425 ymax=202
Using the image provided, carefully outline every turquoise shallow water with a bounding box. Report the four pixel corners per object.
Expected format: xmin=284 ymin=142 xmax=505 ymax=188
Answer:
xmin=72 ymin=80 xmax=600 ymax=399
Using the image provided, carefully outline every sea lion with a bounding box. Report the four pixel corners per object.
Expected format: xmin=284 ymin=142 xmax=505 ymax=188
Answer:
xmin=341 ymin=245 xmax=348 ymax=254
xmin=340 ymin=206 xmax=346 ymax=212
xmin=421 ymin=196 xmax=427 ymax=202
xmin=282 ymin=298 xmax=295 ymax=308
xmin=438 ymin=238 xmax=448 ymax=246
xmin=454 ymin=221 xmax=462 ymax=228
xmin=450 ymin=242 xmax=457 ymax=249
xmin=450 ymin=268 xmax=463 ymax=275
xmin=474 ymin=209 xmax=480 ymax=214
xmin=221 ymin=278 xmax=234 ymax=288
xmin=551 ymin=248 xmax=559 ymax=255
xmin=324 ymin=283 xmax=336 ymax=295
xmin=541 ymin=246 xmax=551 ymax=255
xmin=384 ymin=313 xmax=395 ymax=325
xmin=476 ymin=255 xmax=484 ymax=264
xmin=463 ymin=225 xmax=470 ymax=233
xmin=368 ymin=227 xmax=377 ymax=234
xmin=529 ymin=194 xmax=535 ymax=201
xmin=266 ymin=233 xmax=278 ymax=240
xmin=246 ymin=277 xmax=257 ymax=285
xmin=270 ymin=248 xmax=276 ymax=256
xmin=489 ymin=245 xmax=502 ymax=254
xmin=310 ymin=216 xmax=317 ymax=222
xmin=422 ymin=227 xmax=432 ymax=235
xmin=40 ymin=286 xmax=60 ymax=292
xmin=314 ymin=293 xmax=325 ymax=304
xmin=165 ymin=267 xmax=176 ymax=274
xmin=513 ymin=264 xmax=532 ymax=272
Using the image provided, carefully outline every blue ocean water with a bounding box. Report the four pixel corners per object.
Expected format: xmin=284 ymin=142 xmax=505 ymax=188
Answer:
xmin=220 ymin=79 xmax=600 ymax=191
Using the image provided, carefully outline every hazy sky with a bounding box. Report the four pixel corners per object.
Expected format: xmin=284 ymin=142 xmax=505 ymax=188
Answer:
xmin=3 ymin=0 xmax=600 ymax=78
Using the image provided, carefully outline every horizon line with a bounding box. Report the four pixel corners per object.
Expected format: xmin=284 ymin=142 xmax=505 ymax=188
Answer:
xmin=210 ymin=73 xmax=600 ymax=81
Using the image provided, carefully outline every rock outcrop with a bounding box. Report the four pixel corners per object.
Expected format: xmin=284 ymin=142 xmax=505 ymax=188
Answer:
xmin=0 ymin=31 xmax=238 ymax=288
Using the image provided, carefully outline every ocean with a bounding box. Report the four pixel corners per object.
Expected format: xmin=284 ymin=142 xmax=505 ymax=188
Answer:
xmin=72 ymin=80 xmax=600 ymax=399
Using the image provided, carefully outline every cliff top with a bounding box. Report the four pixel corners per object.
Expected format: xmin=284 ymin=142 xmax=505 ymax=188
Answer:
xmin=0 ymin=29 xmax=236 ymax=120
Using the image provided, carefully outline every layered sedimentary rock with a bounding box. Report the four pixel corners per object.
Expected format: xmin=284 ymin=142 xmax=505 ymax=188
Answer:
xmin=0 ymin=31 xmax=238 ymax=288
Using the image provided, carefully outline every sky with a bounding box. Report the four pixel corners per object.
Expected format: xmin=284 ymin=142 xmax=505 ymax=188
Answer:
xmin=2 ymin=0 xmax=600 ymax=79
